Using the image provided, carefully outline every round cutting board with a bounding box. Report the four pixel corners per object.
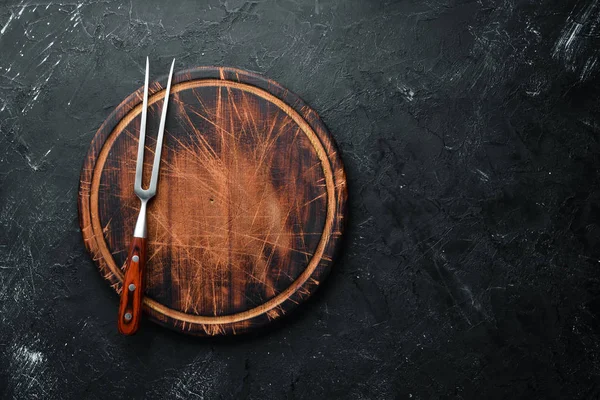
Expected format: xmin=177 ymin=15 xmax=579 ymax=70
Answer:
xmin=78 ymin=67 xmax=347 ymax=336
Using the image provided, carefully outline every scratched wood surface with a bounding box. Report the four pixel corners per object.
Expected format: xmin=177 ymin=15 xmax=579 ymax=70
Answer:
xmin=78 ymin=67 xmax=347 ymax=336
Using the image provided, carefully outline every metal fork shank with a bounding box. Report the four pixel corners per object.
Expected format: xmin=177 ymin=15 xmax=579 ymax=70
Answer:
xmin=133 ymin=199 xmax=148 ymax=238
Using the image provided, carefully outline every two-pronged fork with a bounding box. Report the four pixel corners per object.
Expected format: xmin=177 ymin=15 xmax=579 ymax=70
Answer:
xmin=118 ymin=57 xmax=175 ymax=335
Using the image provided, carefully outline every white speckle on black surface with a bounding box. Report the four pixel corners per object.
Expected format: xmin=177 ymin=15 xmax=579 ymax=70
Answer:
xmin=7 ymin=335 xmax=58 ymax=399
xmin=0 ymin=0 xmax=599 ymax=398
xmin=553 ymin=0 xmax=600 ymax=81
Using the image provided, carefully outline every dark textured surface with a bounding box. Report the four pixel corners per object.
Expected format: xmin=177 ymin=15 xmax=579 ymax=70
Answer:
xmin=1 ymin=0 xmax=599 ymax=398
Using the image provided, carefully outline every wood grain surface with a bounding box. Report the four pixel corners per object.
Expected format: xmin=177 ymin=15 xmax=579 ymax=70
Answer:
xmin=78 ymin=67 xmax=347 ymax=336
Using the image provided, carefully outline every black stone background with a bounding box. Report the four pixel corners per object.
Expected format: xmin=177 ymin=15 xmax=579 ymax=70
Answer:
xmin=1 ymin=0 xmax=600 ymax=399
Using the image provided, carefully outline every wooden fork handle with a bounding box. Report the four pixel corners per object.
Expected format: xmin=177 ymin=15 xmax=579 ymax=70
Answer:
xmin=118 ymin=236 xmax=147 ymax=335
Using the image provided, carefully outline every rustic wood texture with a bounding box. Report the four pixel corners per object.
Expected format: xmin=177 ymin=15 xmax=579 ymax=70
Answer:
xmin=78 ymin=67 xmax=347 ymax=336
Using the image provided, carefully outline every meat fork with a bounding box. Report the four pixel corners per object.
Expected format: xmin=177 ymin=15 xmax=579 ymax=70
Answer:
xmin=118 ymin=57 xmax=175 ymax=335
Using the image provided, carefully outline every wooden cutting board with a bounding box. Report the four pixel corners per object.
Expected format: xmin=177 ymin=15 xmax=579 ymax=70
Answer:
xmin=78 ymin=67 xmax=347 ymax=336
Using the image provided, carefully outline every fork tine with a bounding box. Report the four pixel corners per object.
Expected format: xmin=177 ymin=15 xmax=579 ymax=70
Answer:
xmin=134 ymin=57 xmax=150 ymax=193
xmin=148 ymin=58 xmax=175 ymax=193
